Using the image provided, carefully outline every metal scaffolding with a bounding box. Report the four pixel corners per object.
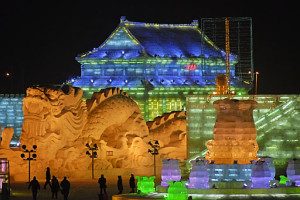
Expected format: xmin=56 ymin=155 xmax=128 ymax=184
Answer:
xmin=201 ymin=17 xmax=254 ymax=83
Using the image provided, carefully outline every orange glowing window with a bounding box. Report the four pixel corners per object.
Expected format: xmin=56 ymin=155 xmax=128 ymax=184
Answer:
xmin=186 ymin=63 xmax=197 ymax=70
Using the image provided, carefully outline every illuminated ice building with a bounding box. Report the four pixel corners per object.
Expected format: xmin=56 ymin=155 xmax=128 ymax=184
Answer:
xmin=69 ymin=17 xmax=252 ymax=121
xmin=1 ymin=17 xmax=300 ymax=176
xmin=69 ymin=17 xmax=300 ymax=173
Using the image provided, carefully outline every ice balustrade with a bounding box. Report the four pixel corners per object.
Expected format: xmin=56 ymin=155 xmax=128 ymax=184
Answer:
xmin=255 ymin=96 xmax=298 ymax=134
xmin=207 ymin=163 xmax=252 ymax=183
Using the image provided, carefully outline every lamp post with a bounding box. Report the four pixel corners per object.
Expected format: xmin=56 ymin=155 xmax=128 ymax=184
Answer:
xmin=249 ymin=71 xmax=259 ymax=95
xmin=86 ymin=143 xmax=98 ymax=179
xmin=20 ymin=145 xmax=37 ymax=183
xmin=148 ymin=140 xmax=160 ymax=176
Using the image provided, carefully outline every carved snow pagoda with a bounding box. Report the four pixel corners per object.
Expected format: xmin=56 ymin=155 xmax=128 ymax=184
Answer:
xmin=70 ymin=16 xmax=251 ymax=120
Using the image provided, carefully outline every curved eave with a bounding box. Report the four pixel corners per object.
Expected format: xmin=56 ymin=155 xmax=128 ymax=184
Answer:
xmin=78 ymin=24 xmax=149 ymax=59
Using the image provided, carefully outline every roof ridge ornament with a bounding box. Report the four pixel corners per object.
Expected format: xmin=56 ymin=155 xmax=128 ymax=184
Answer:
xmin=120 ymin=16 xmax=127 ymax=23
xmin=192 ymin=19 xmax=199 ymax=27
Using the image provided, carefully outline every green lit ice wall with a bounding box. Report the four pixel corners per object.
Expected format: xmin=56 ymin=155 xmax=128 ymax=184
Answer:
xmin=186 ymin=95 xmax=300 ymax=167
xmin=77 ymin=85 xmax=248 ymax=121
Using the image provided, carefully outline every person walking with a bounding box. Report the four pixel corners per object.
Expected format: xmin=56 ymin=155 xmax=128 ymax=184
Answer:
xmin=117 ymin=176 xmax=123 ymax=194
xmin=43 ymin=167 xmax=51 ymax=189
xmin=28 ymin=176 xmax=40 ymax=200
xmin=60 ymin=177 xmax=70 ymax=200
xmin=98 ymin=174 xmax=107 ymax=195
xmin=129 ymin=174 xmax=135 ymax=193
xmin=51 ymin=176 xmax=60 ymax=199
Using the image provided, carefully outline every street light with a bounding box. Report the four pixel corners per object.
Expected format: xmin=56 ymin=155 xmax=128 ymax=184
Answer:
xmin=86 ymin=143 xmax=98 ymax=179
xmin=249 ymin=71 xmax=259 ymax=95
xmin=20 ymin=145 xmax=37 ymax=183
xmin=148 ymin=140 xmax=160 ymax=176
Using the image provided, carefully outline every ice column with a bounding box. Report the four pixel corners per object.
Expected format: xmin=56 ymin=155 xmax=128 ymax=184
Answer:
xmin=251 ymin=160 xmax=272 ymax=188
xmin=287 ymin=159 xmax=300 ymax=187
xmin=161 ymin=159 xmax=181 ymax=187
xmin=188 ymin=159 xmax=209 ymax=189
xmin=263 ymin=157 xmax=275 ymax=180
xmin=166 ymin=181 xmax=188 ymax=200
xmin=205 ymin=99 xmax=259 ymax=164
xmin=136 ymin=176 xmax=156 ymax=194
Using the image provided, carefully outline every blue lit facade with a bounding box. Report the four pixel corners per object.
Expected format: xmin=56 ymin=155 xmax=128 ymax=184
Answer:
xmin=0 ymin=94 xmax=24 ymax=145
xmin=70 ymin=17 xmax=251 ymax=120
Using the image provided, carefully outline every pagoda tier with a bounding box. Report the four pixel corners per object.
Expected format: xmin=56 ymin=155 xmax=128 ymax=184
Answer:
xmin=206 ymin=99 xmax=259 ymax=164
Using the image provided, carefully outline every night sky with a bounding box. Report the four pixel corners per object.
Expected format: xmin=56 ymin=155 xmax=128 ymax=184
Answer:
xmin=0 ymin=0 xmax=298 ymax=94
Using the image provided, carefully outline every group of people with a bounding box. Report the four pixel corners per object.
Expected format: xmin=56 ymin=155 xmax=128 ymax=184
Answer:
xmin=29 ymin=168 xmax=137 ymax=200
xmin=28 ymin=167 xmax=70 ymax=200
xmin=98 ymin=174 xmax=136 ymax=195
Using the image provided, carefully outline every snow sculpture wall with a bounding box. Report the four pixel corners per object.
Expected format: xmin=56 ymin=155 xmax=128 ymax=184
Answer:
xmin=0 ymin=86 xmax=187 ymax=180
xmin=206 ymin=99 xmax=259 ymax=164
xmin=188 ymin=159 xmax=209 ymax=189
xmin=251 ymin=160 xmax=272 ymax=188
xmin=161 ymin=159 xmax=181 ymax=187
xmin=81 ymin=87 xmax=151 ymax=168
xmin=147 ymin=111 xmax=186 ymax=160
xmin=19 ymin=85 xmax=89 ymax=175
xmin=287 ymin=159 xmax=300 ymax=186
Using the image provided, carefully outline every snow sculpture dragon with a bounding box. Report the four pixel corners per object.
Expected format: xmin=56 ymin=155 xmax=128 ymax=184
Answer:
xmin=148 ymin=111 xmax=187 ymax=161
xmin=81 ymin=87 xmax=151 ymax=168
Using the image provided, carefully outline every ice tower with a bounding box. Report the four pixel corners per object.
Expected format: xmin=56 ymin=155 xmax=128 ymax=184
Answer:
xmin=206 ymin=98 xmax=258 ymax=164
xmin=204 ymin=98 xmax=258 ymax=187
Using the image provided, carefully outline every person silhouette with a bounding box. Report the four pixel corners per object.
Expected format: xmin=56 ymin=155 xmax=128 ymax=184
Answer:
xmin=51 ymin=176 xmax=60 ymax=199
xmin=60 ymin=177 xmax=70 ymax=200
xmin=28 ymin=176 xmax=40 ymax=200
xmin=43 ymin=167 xmax=51 ymax=189
xmin=129 ymin=174 xmax=135 ymax=193
xmin=98 ymin=174 xmax=107 ymax=195
xmin=117 ymin=176 xmax=123 ymax=194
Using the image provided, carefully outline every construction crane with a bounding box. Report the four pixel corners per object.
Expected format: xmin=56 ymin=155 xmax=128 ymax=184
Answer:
xmin=225 ymin=18 xmax=231 ymax=94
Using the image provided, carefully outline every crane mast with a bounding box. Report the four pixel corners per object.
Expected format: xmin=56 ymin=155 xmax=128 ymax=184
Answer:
xmin=225 ymin=18 xmax=231 ymax=94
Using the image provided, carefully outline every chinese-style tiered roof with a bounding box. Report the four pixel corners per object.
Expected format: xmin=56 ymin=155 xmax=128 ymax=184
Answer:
xmin=77 ymin=16 xmax=230 ymax=60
